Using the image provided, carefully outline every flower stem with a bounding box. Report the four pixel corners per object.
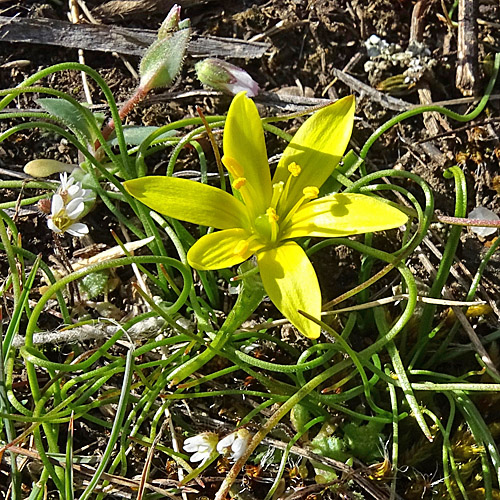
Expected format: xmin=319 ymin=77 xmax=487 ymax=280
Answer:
xmin=97 ymin=86 xmax=149 ymax=149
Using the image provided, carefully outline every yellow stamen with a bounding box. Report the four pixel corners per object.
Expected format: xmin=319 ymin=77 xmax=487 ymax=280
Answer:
xmin=232 ymin=177 xmax=247 ymax=190
xmin=279 ymin=162 xmax=303 ymax=212
xmin=270 ymin=182 xmax=284 ymax=209
xmin=288 ymin=162 xmax=301 ymax=177
xmin=303 ymin=186 xmax=319 ymax=199
xmin=280 ymin=186 xmax=319 ymax=230
xmin=222 ymin=156 xmax=244 ymax=178
xmin=51 ymin=213 xmax=73 ymax=232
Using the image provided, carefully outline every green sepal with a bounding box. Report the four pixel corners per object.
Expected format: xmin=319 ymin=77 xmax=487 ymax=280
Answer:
xmin=139 ymin=28 xmax=191 ymax=90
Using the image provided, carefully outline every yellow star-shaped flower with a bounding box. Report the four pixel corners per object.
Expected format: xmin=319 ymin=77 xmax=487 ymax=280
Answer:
xmin=124 ymin=92 xmax=408 ymax=338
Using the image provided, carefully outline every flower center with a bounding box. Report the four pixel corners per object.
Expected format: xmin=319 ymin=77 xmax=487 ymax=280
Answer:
xmin=254 ymin=207 xmax=279 ymax=242
xmin=227 ymin=159 xmax=320 ymax=248
xmin=51 ymin=211 xmax=74 ymax=232
xmin=253 ymin=163 xmax=319 ymax=243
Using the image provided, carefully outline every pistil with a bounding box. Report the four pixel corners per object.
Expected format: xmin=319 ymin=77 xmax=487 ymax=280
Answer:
xmin=254 ymin=207 xmax=280 ymax=244
xmin=266 ymin=207 xmax=279 ymax=242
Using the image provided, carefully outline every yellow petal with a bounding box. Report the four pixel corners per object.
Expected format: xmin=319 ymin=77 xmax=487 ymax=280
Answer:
xmin=283 ymin=193 xmax=408 ymax=239
xmin=273 ymin=95 xmax=355 ymax=213
xmin=223 ymin=92 xmax=272 ymax=214
xmin=188 ymin=228 xmax=264 ymax=271
xmin=124 ymin=176 xmax=249 ymax=229
xmin=257 ymin=242 xmax=321 ymax=339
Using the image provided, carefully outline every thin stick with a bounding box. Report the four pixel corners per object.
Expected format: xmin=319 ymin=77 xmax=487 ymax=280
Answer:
xmin=196 ymin=106 xmax=226 ymax=191
xmin=68 ymin=0 xmax=93 ymax=105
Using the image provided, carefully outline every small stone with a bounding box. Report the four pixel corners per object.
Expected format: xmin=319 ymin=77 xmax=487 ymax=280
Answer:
xmin=468 ymin=206 xmax=499 ymax=237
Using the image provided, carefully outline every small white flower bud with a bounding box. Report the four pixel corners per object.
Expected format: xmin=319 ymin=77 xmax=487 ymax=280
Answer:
xmin=196 ymin=58 xmax=260 ymax=97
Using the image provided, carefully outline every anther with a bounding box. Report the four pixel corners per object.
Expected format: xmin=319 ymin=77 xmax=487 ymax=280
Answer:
xmin=266 ymin=207 xmax=279 ymax=222
xmin=222 ymin=156 xmax=244 ymax=178
xmin=303 ymin=186 xmax=319 ymax=199
xmin=287 ymin=162 xmax=301 ymax=177
xmin=232 ymin=177 xmax=247 ymax=190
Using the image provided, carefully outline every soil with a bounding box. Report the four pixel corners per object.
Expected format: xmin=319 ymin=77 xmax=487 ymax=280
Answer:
xmin=1 ymin=0 xmax=500 ymax=499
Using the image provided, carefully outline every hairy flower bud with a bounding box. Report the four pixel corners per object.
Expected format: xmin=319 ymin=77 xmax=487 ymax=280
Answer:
xmin=157 ymin=4 xmax=181 ymax=39
xmin=195 ymin=58 xmax=260 ymax=97
xmin=139 ymin=6 xmax=191 ymax=91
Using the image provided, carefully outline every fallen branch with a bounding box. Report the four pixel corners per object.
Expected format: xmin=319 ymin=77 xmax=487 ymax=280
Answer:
xmin=0 ymin=16 xmax=269 ymax=59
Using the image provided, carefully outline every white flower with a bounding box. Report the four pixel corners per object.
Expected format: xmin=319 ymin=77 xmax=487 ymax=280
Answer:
xmin=183 ymin=432 xmax=219 ymax=464
xmin=59 ymin=172 xmax=74 ymax=192
xmin=47 ymin=173 xmax=94 ymax=237
xmin=59 ymin=172 xmax=93 ymax=203
xmin=47 ymin=193 xmax=89 ymax=237
xmin=216 ymin=428 xmax=251 ymax=461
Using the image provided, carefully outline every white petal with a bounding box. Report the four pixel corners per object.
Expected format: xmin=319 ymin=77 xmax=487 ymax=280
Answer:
xmin=217 ymin=433 xmax=236 ymax=454
xmin=227 ymin=81 xmax=259 ymax=97
xmin=81 ymin=189 xmax=94 ymax=202
xmin=47 ymin=219 xmax=61 ymax=233
xmin=232 ymin=438 xmax=246 ymax=453
xmin=59 ymin=172 xmax=69 ymax=189
xmin=66 ymin=199 xmax=85 ymax=219
xmin=231 ymin=439 xmax=247 ymax=460
xmin=199 ymin=443 xmax=213 ymax=453
xmin=231 ymin=450 xmax=244 ymax=460
xmin=190 ymin=451 xmax=209 ymax=463
xmin=51 ymin=194 xmax=64 ymax=215
xmin=66 ymin=223 xmax=88 ymax=237
xmin=183 ymin=437 xmax=203 ymax=452
xmin=67 ymin=184 xmax=80 ymax=197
